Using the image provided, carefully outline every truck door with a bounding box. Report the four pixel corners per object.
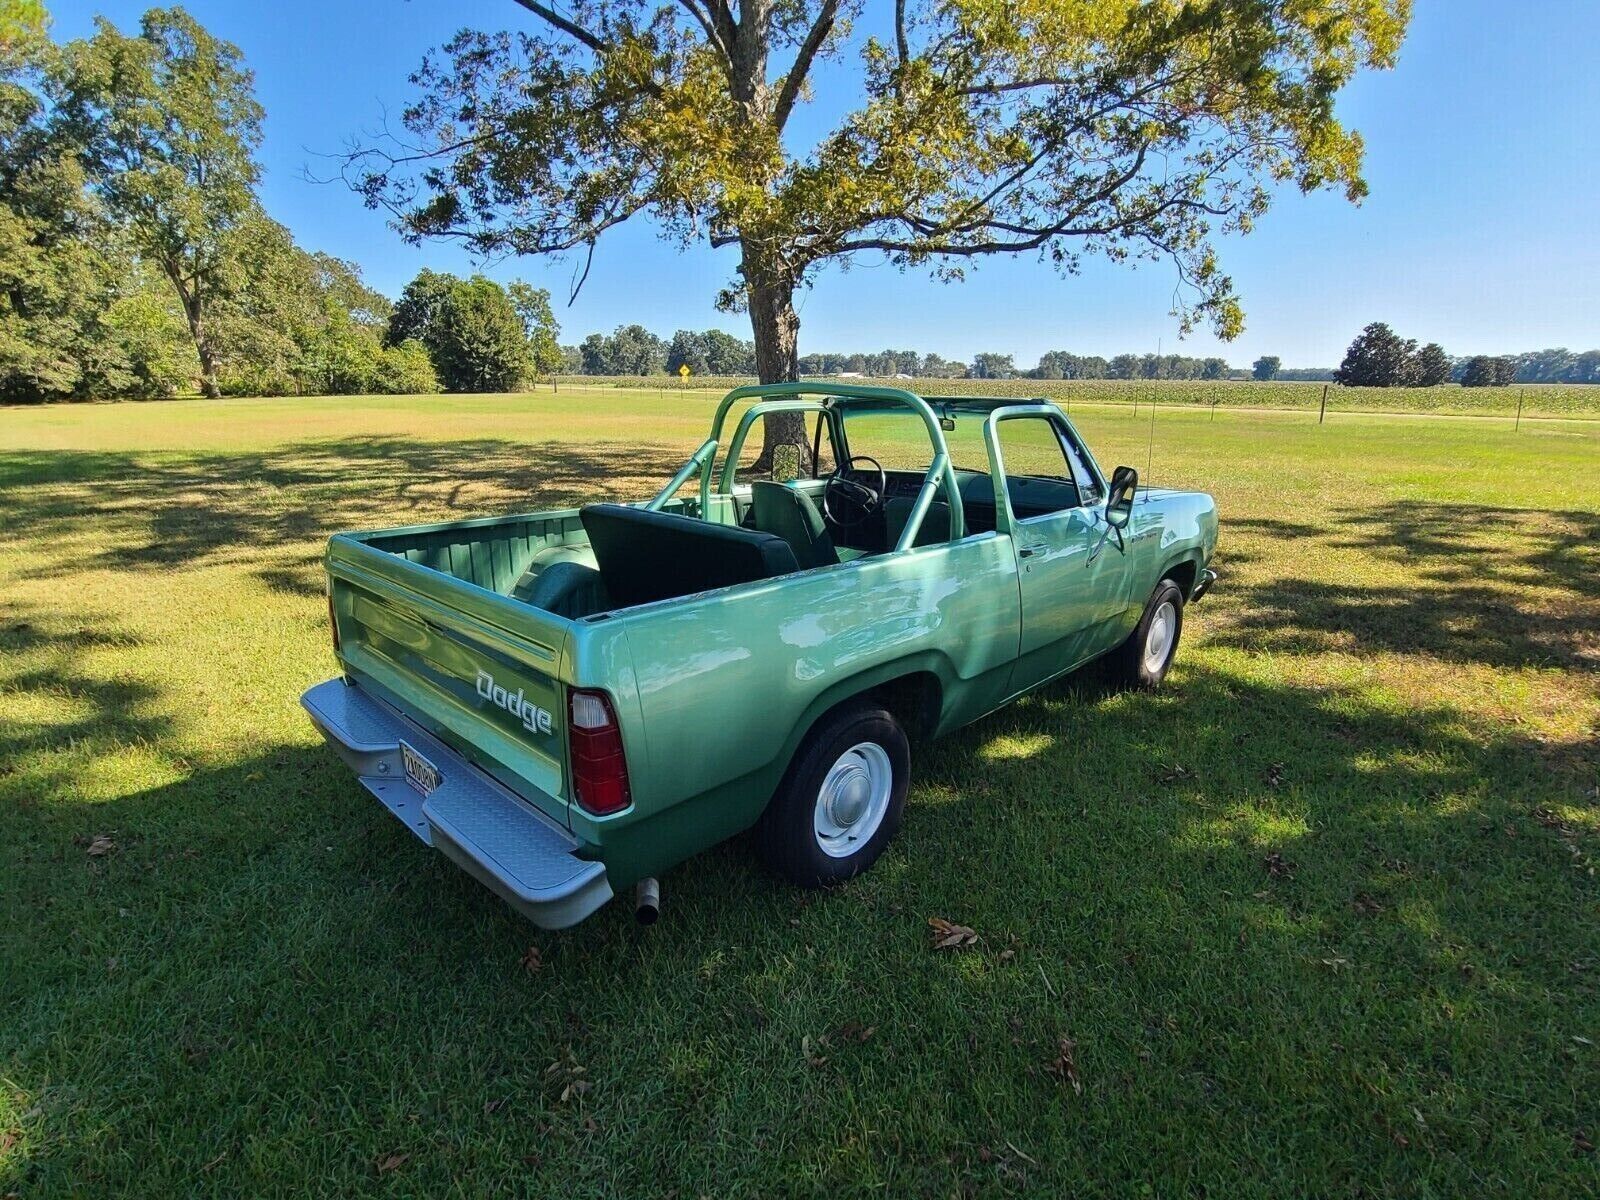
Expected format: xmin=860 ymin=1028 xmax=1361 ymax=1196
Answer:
xmin=992 ymin=413 xmax=1127 ymax=694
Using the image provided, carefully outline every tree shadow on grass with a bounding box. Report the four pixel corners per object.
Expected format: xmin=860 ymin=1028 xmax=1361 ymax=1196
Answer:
xmin=0 ymin=607 xmax=168 ymax=773
xmin=1212 ymin=501 xmax=1600 ymax=673
xmin=3 ymin=661 xmax=1595 ymax=1196
xmin=1329 ymin=501 xmax=1600 ymax=599
xmin=0 ymin=437 xmax=692 ymax=592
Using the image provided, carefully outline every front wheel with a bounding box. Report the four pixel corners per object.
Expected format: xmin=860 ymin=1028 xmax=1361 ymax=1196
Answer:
xmin=1105 ymin=578 xmax=1186 ymax=690
xmin=756 ymin=700 xmax=909 ymax=887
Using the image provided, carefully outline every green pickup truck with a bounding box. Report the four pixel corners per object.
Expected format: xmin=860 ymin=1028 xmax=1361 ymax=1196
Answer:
xmin=302 ymin=383 xmax=1217 ymax=928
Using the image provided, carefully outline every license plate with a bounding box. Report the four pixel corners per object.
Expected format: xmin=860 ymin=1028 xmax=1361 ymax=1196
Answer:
xmin=400 ymin=741 xmax=442 ymax=798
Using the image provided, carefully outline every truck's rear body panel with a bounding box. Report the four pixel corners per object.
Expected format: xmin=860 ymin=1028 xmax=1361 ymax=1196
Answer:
xmin=325 ymin=511 xmax=594 ymax=823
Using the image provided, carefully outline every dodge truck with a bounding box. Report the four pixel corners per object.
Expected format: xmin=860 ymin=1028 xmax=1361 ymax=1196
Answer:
xmin=302 ymin=383 xmax=1218 ymax=928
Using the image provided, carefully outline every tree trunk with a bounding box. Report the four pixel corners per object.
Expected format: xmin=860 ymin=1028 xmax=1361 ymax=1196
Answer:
xmin=170 ymin=272 xmax=221 ymax=399
xmin=745 ymin=256 xmax=810 ymax=474
xmin=194 ymin=333 xmax=221 ymax=399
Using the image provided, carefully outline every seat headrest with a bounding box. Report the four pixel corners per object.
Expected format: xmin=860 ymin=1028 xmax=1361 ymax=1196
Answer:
xmin=580 ymin=504 xmax=800 ymax=607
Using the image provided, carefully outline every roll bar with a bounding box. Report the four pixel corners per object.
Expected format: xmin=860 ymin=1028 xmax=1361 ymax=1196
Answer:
xmin=649 ymin=382 xmax=965 ymax=549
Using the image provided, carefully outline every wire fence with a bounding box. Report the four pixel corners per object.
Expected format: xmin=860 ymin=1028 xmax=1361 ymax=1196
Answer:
xmin=542 ymin=375 xmax=1598 ymax=425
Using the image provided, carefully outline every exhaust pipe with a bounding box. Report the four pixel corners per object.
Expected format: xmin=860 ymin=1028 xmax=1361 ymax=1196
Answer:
xmin=634 ymin=877 xmax=660 ymax=925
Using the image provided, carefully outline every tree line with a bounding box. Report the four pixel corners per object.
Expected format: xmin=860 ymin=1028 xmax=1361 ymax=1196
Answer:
xmin=0 ymin=6 xmax=560 ymax=402
xmin=559 ymin=330 xmax=1245 ymax=382
xmin=1333 ymin=323 xmax=1600 ymax=388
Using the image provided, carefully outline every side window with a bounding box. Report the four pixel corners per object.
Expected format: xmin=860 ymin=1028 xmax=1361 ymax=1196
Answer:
xmin=1059 ymin=430 xmax=1103 ymax=505
xmin=995 ymin=417 xmax=1082 ymax=517
xmin=732 ymin=414 xmax=811 ymax=486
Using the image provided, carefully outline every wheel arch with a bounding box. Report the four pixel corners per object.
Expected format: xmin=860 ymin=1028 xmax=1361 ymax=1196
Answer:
xmin=1159 ymin=555 xmax=1201 ymax=601
xmin=778 ymin=656 xmax=951 ymax=778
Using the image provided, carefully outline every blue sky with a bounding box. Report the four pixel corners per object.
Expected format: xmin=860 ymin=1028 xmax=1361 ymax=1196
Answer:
xmin=47 ymin=0 xmax=1600 ymax=367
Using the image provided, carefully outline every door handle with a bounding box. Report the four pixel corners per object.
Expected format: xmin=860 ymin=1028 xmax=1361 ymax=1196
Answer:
xmin=1019 ymin=544 xmax=1048 ymax=559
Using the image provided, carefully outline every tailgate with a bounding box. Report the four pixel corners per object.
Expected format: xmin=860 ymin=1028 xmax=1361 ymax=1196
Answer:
xmin=326 ymin=533 xmax=573 ymax=821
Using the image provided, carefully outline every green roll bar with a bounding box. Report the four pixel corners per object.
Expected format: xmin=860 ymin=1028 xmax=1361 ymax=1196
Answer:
xmin=647 ymin=382 xmax=965 ymax=548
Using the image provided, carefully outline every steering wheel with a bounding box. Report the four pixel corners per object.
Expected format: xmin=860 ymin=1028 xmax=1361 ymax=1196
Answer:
xmin=822 ymin=454 xmax=887 ymax=528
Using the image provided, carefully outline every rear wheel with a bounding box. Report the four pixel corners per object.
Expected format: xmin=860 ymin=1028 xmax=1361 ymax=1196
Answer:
xmin=757 ymin=700 xmax=909 ymax=887
xmin=1105 ymin=577 xmax=1186 ymax=690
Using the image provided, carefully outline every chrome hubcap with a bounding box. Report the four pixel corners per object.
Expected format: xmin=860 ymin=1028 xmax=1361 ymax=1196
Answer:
xmin=1143 ymin=600 xmax=1177 ymax=674
xmin=814 ymin=742 xmax=892 ymax=858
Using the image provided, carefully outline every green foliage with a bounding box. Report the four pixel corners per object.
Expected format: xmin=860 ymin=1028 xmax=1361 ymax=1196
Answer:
xmin=970 ymin=352 xmax=1016 ymax=380
xmin=386 ymin=267 xmax=454 ymax=351
xmin=507 ymin=281 xmax=562 ymax=377
xmin=581 ymin=323 xmax=669 ymax=376
xmin=432 ymin=275 xmax=530 ymax=393
xmin=387 ymin=269 xmax=557 ymax=391
xmin=372 ymin=338 xmax=439 ymax=395
xmin=350 ymin=0 xmax=1411 ymax=389
xmin=1460 ymin=354 xmax=1517 ymax=388
xmin=1335 ymin=322 xmax=1419 ymax=388
xmin=101 ymin=270 xmax=196 ymax=396
xmin=0 ymin=0 xmax=49 ymax=60
xmin=1252 ymin=356 xmax=1282 ymax=382
xmin=1414 ymin=342 xmax=1450 ymax=386
xmin=53 ymin=6 xmax=265 ymax=395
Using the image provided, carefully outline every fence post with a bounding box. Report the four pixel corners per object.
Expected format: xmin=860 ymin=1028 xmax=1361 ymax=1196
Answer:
xmin=1318 ymin=383 xmax=1329 ymax=425
xmin=1515 ymin=388 xmax=1524 ymax=431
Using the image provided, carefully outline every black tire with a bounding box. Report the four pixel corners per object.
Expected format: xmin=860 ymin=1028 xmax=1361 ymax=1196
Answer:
xmin=756 ymin=700 xmax=909 ymax=888
xmin=1104 ymin=577 xmax=1186 ymax=690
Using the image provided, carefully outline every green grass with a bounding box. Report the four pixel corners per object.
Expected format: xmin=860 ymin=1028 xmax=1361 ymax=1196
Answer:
xmin=2 ymin=390 xmax=1597 ymax=1197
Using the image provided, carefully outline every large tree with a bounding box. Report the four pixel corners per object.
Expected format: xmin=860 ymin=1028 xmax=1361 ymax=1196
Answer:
xmin=508 ymin=280 xmax=564 ymax=377
xmin=1251 ymin=355 xmax=1280 ymax=381
xmin=349 ymin=0 xmax=1408 ymax=460
xmin=53 ymin=7 xmax=265 ymax=397
xmin=1413 ymin=341 xmax=1448 ymax=386
xmin=1334 ymin=321 xmax=1415 ymax=388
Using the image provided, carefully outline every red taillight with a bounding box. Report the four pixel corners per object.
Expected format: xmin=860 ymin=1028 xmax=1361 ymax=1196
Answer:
xmin=568 ymin=689 xmax=631 ymax=815
xmin=327 ymin=588 xmax=341 ymax=656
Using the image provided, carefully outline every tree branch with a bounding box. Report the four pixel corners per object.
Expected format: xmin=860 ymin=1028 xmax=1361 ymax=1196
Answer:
xmin=510 ymin=0 xmax=611 ymax=58
xmin=510 ymin=0 xmax=665 ymax=98
xmin=772 ymin=0 xmax=840 ymax=132
xmin=675 ymin=0 xmax=728 ymax=61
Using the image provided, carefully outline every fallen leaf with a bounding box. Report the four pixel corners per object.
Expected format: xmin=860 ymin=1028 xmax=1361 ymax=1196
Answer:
xmin=1265 ymin=762 xmax=1285 ymax=788
xmin=1352 ymin=892 xmax=1383 ymax=917
xmin=200 ymin=1150 xmax=227 ymax=1172
xmin=0 ymin=1129 xmax=18 ymax=1153
xmin=928 ymin=917 xmax=978 ymax=950
xmin=85 ymin=834 xmax=117 ymax=858
xmin=802 ymin=1035 xmax=829 ymax=1067
xmin=484 ymin=1097 xmax=509 ymax=1116
xmin=375 ymin=1152 xmax=408 ymax=1174
xmin=520 ymin=945 xmax=542 ymax=974
xmin=1320 ymin=957 xmax=1352 ymax=972
xmin=1158 ymin=763 xmax=1192 ymax=785
xmin=1045 ymin=1035 xmax=1083 ymax=1095
xmin=1263 ymin=851 xmax=1295 ymax=881
xmin=1575 ymin=1130 xmax=1595 ymax=1155
xmin=833 ymin=1020 xmax=875 ymax=1044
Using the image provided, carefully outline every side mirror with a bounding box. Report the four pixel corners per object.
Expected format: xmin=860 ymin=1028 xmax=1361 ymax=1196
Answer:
xmin=1105 ymin=465 xmax=1138 ymax=529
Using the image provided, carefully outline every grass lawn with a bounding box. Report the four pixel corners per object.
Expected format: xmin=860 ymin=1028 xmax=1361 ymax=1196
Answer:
xmin=2 ymin=390 xmax=1597 ymax=1197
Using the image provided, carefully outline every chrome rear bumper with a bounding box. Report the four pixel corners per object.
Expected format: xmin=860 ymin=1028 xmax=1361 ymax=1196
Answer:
xmin=302 ymin=678 xmax=612 ymax=929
